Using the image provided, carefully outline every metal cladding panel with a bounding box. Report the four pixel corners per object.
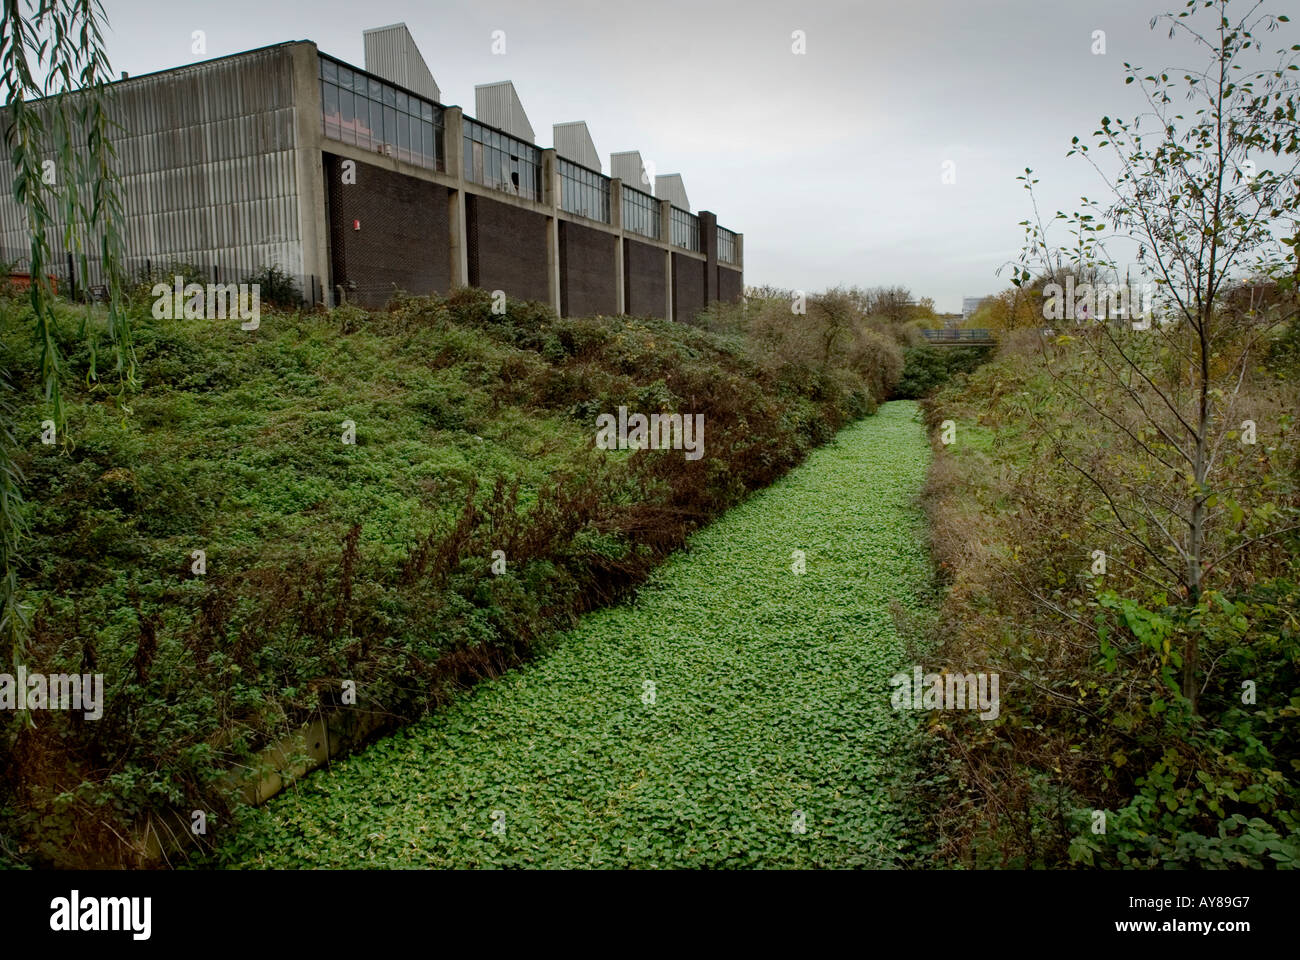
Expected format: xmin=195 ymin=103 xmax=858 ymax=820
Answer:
xmin=552 ymin=122 xmax=600 ymax=172
xmin=474 ymin=81 xmax=534 ymax=143
xmin=363 ymin=22 xmax=440 ymax=102
xmin=655 ymin=174 xmax=690 ymax=212
xmin=610 ymin=151 xmax=649 ymax=191
xmin=0 ymin=44 xmax=305 ymax=289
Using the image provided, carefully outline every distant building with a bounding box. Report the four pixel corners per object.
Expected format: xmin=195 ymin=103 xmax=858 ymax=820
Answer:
xmin=0 ymin=23 xmax=744 ymax=318
xmin=962 ymin=296 xmax=993 ymax=322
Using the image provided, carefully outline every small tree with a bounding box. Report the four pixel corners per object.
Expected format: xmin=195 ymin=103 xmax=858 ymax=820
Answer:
xmin=1011 ymin=0 xmax=1300 ymax=710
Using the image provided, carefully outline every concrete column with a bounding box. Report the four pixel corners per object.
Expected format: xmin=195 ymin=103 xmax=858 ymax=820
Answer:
xmin=542 ymin=148 xmax=562 ymax=315
xmin=699 ymin=209 xmax=719 ymax=304
xmin=660 ymin=199 xmax=673 ymax=321
xmin=610 ymin=179 xmax=625 ymax=314
xmin=444 ymin=106 xmax=469 ymax=290
xmin=289 ymin=43 xmax=331 ymax=305
xmin=444 ymin=107 xmax=464 ymax=179
xmin=736 ymin=232 xmax=744 ymax=269
xmin=609 ymin=179 xmax=623 ymax=230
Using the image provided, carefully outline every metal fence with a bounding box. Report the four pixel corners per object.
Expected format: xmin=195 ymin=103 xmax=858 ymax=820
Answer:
xmin=0 ymin=246 xmax=324 ymax=306
xmin=671 ymin=206 xmax=700 ymax=252
xmin=621 ymin=185 xmax=659 ymax=240
xmin=557 ymin=157 xmax=610 ymax=223
xmin=920 ymin=328 xmax=993 ymax=342
xmin=717 ymin=226 xmax=738 ymax=265
xmin=463 ymin=118 xmax=542 ymax=201
xmin=319 ymin=54 xmax=444 ymax=171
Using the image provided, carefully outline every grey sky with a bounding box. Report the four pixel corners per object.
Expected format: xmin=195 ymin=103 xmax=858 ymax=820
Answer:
xmin=100 ymin=0 xmax=1277 ymax=313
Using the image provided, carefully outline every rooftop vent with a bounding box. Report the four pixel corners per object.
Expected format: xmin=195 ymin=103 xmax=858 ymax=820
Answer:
xmin=654 ymin=174 xmax=690 ymax=211
xmin=363 ymin=22 xmax=440 ymax=102
xmin=610 ymin=151 xmax=653 ymax=193
xmin=474 ymin=81 xmax=534 ymax=142
xmin=552 ymin=121 xmax=601 ymax=172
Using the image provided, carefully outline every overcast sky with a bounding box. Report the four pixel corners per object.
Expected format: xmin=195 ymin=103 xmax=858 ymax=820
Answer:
xmin=98 ymin=0 xmax=1282 ymax=313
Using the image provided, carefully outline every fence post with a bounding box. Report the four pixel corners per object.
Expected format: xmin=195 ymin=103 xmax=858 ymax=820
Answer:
xmin=66 ymin=252 xmax=75 ymax=301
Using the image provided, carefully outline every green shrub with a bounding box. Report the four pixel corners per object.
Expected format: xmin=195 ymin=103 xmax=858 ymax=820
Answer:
xmin=242 ymin=265 xmax=302 ymax=309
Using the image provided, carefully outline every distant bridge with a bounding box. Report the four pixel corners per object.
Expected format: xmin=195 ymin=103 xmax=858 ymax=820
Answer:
xmin=920 ymin=328 xmax=995 ymax=347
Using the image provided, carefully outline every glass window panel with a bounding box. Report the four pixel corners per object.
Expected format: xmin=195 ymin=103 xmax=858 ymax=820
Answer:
xmin=396 ymin=91 xmax=408 ymax=113
xmin=398 ymin=113 xmax=410 ymax=153
xmin=339 ymin=89 xmax=355 ymax=144
xmin=352 ymin=72 xmax=367 ymax=94
xmin=338 ymin=67 xmax=352 ymax=89
xmin=382 ymin=84 xmax=396 ymax=107
xmin=422 ymin=123 xmax=434 ymax=166
xmin=384 ymin=106 xmax=397 ymax=145
xmin=370 ymin=101 xmax=384 ymax=144
xmin=322 ymin=81 xmax=339 ymax=119
xmin=421 ymin=102 xmax=433 ymax=122
xmin=355 ymin=97 xmax=372 ymax=148
xmin=321 ymin=83 xmax=340 ymax=139
xmin=368 ymin=78 xmax=382 ymax=100
xmin=322 ymin=58 xmax=337 ymax=82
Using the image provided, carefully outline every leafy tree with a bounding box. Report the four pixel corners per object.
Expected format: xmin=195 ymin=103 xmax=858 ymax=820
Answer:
xmin=1012 ymin=0 xmax=1300 ymax=710
xmin=0 ymin=0 xmax=130 ymax=661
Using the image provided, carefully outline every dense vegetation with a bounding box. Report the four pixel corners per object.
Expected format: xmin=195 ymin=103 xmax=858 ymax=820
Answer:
xmin=892 ymin=346 xmax=991 ymax=400
xmin=919 ymin=325 xmax=1300 ymax=868
xmin=0 ymin=284 xmax=908 ymax=868
xmin=211 ymin=402 xmax=933 ymax=868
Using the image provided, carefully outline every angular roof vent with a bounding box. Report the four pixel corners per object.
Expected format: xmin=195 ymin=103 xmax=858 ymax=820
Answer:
xmin=552 ymin=122 xmax=601 ymax=172
xmin=654 ymin=174 xmax=690 ymax=211
xmin=610 ymin=151 xmax=653 ymax=193
xmin=474 ymin=81 xmax=535 ymax=142
xmin=363 ymin=23 xmax=440 ymax=102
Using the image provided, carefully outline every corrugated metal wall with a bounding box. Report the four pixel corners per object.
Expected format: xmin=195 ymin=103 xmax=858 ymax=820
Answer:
xmin=363 ymin=23 xmax=440 ymax=102
xmin=0 ymin=45 xmax=304 ymax=290
xmin=610 ymin=151 xmax=649 ymax=191
xmin=552 ymin=122 xmax=601 ymax=172
xmin=655 ymin=174 xmax=690 ymax=212
xmin=474 ymin=81 xmax=535 ymax=143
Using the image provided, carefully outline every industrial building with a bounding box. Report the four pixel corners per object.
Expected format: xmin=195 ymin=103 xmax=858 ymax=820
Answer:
xmin=0 ymin=23 xmax=743 ymax=318
xmin=961 ymin=296 xmax=992 ymax=322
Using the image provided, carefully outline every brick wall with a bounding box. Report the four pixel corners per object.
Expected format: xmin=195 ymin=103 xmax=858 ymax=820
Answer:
xmin=324 ymin=153 xmax=449 ymax=308
xmin=468 ymin=194 xmax=550 ymax=303
xmin=322 ymin=156 xmax=738 ymax=317
xmin=559 ymin=221 xmax=617 ymax=317
xmin=623 ymin=239 xmax=667 ymax=319
xmin=718 ymin=265 xmax=743 ymax=304
xmin=672 ymin=252 xmax=706 ymax=323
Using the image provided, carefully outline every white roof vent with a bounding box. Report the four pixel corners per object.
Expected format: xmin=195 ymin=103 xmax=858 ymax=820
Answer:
xmin=363 ymin=23 xmax=440 ymax=102
xmin=474 ymin=81 xmax=535 ymax=142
